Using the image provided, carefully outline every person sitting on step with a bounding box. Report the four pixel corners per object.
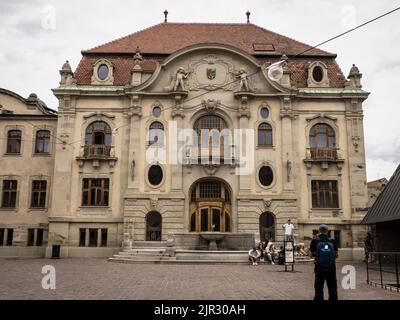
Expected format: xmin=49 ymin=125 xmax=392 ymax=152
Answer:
xmin=248 ymin=247 xmax=261 ymax=266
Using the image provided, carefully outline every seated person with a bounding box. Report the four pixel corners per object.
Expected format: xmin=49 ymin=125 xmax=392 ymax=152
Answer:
xmin=265 ymin=240 xmax=276 ymax=264
xmin=295 ymin=242 xmax=308 ymax=256
xmin=248 ymin=247 xmax=261 ymax=266
xmin=257 ymin=242 xmax=265 ymax=261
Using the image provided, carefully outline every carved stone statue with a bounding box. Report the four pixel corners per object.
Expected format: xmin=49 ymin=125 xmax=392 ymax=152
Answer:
xmin=233 ymin=68 xmax=250 ymax=91
xmin=123 ymin=219 xmax=134 ymax=249
xmin=173 ymin=67 xmax=189 ymax=91
xmin=131 ymin=158 xmax=135 ymax=180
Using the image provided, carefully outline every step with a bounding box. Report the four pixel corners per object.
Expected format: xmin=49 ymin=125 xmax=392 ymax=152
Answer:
xmin=130 ymin=241 xmax=168 ymax=248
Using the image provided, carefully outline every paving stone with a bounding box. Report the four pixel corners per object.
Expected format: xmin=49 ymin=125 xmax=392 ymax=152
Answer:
xmin=0 ymin=259 xmax=398 ymax=300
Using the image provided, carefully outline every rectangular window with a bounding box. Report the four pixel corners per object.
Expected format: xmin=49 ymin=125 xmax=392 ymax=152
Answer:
xmin=35 ymin=130 xmax=51 ymax=153
xmin=0 ymin=228 xmax=4 ymax=246
xmin=101 ymin=229 xmax=108 ymax=247
xmin=89 ymin=229 xmax=98 ymax=247
xmin=31 ymin=180 xmax=47 ymax=208
xmin=36 ymin=229 xmax=44 ymax=246
xmin=199 ymin=182 xmax=221 ymax=199
xmin=6 ymin=228 xmax=13 ymax=246
xmin=1 ymin=180 xmax=17 ymax=208
xmin=27 ymin=228 xmax=35 ymax=246
xmin=6 ymin=130 xmax=22 ymax=154
xmin=311 ymin=180 xmax=339 ymax=208
xmin=82 ymin=179 xmax=109 ymax=207
xmin=79 ymin=229 xmax=86 ymax=247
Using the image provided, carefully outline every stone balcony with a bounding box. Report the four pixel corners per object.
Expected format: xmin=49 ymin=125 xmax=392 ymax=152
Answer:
xmin=304 ymin=147 xmax=344 ymax=171
xmin=76 ymin=144 xmax=117 ymax=168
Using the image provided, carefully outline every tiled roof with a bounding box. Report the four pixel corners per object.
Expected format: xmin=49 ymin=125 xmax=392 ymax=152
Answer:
xmin=84 ymin=23 xmax=335 ymax=57
xmin=362 ymin=165 xmax=400 ymax=224
xmin=74 ymin=22 xmax=346 ymax=87
xmin=75 ymin=56 xmax=157 ymax=86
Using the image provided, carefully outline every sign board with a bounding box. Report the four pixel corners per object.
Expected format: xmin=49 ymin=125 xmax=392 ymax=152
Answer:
xmin=283 ymin=241 xmax=295 ymax=272
xmin=284 ymin=241 xmax=294 ymax=263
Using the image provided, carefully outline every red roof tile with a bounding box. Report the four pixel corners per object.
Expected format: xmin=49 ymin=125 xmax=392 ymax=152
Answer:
xmin=75 ymin=56 xmax=158 ymax=86
xmin=84 ymin=23 xmax=335 ymax=57
xmin=75 ymin=22 xmax=346 ymax=87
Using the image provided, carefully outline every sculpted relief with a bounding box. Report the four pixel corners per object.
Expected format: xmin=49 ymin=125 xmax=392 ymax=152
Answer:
xmin=164 ymin=54 xmax=256 ymax=93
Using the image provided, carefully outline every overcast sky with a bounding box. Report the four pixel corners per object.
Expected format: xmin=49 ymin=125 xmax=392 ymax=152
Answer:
xmin=0 ymin=0 xmax=399 ymax=181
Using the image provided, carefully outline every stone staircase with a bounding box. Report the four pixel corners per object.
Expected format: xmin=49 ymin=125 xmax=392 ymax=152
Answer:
xmin=108 ymin=241 xmax=314 ymax=264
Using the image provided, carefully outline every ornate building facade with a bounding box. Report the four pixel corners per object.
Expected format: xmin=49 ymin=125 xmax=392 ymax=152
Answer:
xmin=0 ymin=19 xmax=369 ymax=260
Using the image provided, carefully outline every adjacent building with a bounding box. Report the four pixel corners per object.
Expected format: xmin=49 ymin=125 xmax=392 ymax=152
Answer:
xmin=1 ymin=16 xmax=370 ymax=260
xmin=362 ymin=165 xmax=400 ymax=252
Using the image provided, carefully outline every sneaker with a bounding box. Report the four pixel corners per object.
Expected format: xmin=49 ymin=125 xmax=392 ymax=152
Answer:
xmin=252 ymin=262 xmax=255 ymax=266
xmin=255 ymin=262 xmax=258 ymax=266
xmin=271 ymin=262 xmax=275 ymax=265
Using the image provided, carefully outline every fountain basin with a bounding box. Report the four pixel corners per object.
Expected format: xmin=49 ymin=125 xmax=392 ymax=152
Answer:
xmin=200 ymin=232 xmax=226 ymax=250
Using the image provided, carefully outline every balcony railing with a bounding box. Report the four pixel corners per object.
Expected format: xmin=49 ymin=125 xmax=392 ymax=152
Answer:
xmin=83 ymin=145 xmax=112 ymax=158
xmin=309 ymin=147 xmax=338 ymax=160
xmin=183 ymin=145 xmax=239 ymax=165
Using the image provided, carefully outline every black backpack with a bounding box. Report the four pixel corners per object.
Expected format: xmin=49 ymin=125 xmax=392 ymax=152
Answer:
xmin=315 ymin=237 xmax=336 ymax=271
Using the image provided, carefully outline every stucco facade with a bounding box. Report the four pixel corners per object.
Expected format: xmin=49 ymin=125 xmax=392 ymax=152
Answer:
xmin=0 ymin=21 xmax=369 ymax=260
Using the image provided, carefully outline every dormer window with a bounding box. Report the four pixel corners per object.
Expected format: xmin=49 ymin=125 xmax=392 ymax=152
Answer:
xmin=312 ymin=66 xmax=324 ymax=82
xmin=307 ymin=61 xmax=329 ymax=87
xmin=97 ymin=64 xmax=109 ymax=81
xmin=91 ymin=59 xmax=114 ymax=85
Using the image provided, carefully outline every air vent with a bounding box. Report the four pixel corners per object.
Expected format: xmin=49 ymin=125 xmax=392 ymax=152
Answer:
xmin=253 ymin=43 xmax=275 ymax=52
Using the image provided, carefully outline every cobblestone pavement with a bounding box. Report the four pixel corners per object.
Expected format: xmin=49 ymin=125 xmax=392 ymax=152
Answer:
xmin=0 ymin=259 xmax=399 ymax=300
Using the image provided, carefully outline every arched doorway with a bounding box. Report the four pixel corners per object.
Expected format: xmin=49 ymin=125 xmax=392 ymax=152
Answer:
xmin=189 ymin=179 xmax=231 ymax=232
xmin=146 ymin=211 xmax=162 ymax=241
xmin=259 ymin=212 xmax=275 ymax=242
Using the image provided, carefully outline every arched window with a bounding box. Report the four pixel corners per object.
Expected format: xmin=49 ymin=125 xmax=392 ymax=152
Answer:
xmin=84 ymin=121 xmax=112 ymax=157
xmin=309 ymin=123 xmax=335 ymax=148
xmin=258 ymin=123 xmax=272 ymax=146
xmin=149 ymin=121 xmax=164 ymax=145
xmin=85 ymin=121 xmax=111 ymax=146
xmin=309 ymin=123 xmax=336 ymax=159
xmin=194 ymin=115 xmax=228 ymax=160
xmin=35 ymin=130 xmax=51 ymax=154
xmin=6 ymin=130 xmax=21 ymax=154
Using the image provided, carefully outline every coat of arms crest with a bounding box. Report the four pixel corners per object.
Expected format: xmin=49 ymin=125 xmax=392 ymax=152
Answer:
xmin=206 ymin=68 xmax=216 ymax=80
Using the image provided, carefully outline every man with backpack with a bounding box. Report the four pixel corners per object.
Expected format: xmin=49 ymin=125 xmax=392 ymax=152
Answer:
xmin=310 ymin=224 xmax=338 ymax=300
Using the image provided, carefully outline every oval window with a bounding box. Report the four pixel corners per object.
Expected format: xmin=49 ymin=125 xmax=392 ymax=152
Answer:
xmin=152 ymin=106 xmax=162 ymax=118
xmin=148 ymin=165 xmax=163 ymax=186
xmin=259 ymin=166 xmax=274 ymax=187
xmin=260 ymin=107 xmax=269 ymax=119
xmin=97 ymin=64 xmax=109 ymax=81
xmin=312 ymin=66 xmax=324 ymax=82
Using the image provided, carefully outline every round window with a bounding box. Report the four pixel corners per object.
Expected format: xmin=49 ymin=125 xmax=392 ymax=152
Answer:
xmin=260 ymin=107 xmax=269 ymax=119
xmin=148 ymin=165 xmax=163 ymax=186
xmin=152 ymin=106 xmax=162 ymax=118
xmin=259 ymin=166 xmax=274 ymax=187
xmin=97 ymin=64 xmax=109 ymax=81
xmin=312 ymin=66 xmax=324 ymax=82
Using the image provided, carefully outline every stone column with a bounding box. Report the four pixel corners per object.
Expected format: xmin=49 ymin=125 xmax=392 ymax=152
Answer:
xmin=170 ymin=94 xmax=185 ymax=191
xmin=280 ymin=96 xmax=296 ymax=191
xmin=237 ymin=95 xmax=251 ymax=191
xmin=127 ymin=95 xmax=142 ymax=190
xmin=97 ymin=229 xmax=102 ymax=247
xmin=85 ymin=228 xmax=89 ymax=247
xmin=33 ymin=229 xmax=38 ymax=247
